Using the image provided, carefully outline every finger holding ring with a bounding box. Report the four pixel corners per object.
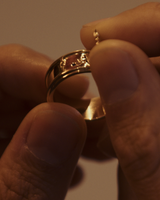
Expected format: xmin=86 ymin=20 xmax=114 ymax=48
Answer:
xmin=45 ymin=30 xmax=105 ymax=121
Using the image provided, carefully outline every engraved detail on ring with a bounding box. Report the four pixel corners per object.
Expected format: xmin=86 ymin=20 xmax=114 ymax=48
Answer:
xmin=71 ymin=53 xmax=90 ymax=68
xmin=59 ymin=51 xmax=90 ymax=72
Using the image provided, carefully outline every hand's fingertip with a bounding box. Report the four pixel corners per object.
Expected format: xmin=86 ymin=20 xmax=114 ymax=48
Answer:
xmin=81 ymin=3 xmax=160 ymax=56
xmin=80 ymin=18 xmax=110 ymax=49
xmin=11 ymin=103 xmax=87 ymax=165
xmin=80 ymin=27 xmax=94 ymax=49
xmin=89 ymin=40 xmax=160 ymax=199
xmin=26 ymin=103 xmax=87 ymax=165
xmin=0 ymin=103 xmax=87 ymax=199
xmin=56 ymin=74 xmax=90 ymax=99
xmin=89 ymin=41 xmax=139 ymax=105
xmin=80 ymin=24 xmax=101 ymax=49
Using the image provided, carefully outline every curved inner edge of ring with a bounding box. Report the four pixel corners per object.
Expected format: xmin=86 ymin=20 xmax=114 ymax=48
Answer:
xmin=53 ymin=90 xmax=105 ymax=120
xmin=80 ymin=97 xmax=105 ymax=120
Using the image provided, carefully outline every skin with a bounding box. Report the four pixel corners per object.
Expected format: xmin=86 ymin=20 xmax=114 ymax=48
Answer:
xmin=0 ymin=2 xmax=160 ymax=199
xmin=81 ymin=2 xmax=160 ymax=200
xmin=0 ymin=44 xmax=87 ymax=199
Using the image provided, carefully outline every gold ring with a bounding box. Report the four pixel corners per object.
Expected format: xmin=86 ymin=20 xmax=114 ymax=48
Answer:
xmin=45 ymin=30 xmax=105 ymax=121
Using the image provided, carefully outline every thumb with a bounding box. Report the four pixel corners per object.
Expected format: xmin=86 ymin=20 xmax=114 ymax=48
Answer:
xmin=0 ymin=103 xmax=86 ymax=200
xmin=90 ymin=40 xmax=160 ymax=199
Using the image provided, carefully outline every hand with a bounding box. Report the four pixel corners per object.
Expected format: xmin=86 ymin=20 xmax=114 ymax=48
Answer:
xmin=81 ymin=2 xmax=160 ymax=200
xmin=0 ymin=44 xmax=87 ymax=199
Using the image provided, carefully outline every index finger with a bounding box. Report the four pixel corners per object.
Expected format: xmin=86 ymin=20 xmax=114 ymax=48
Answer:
xmin=80 ymin=2 xmax=160 ymax=57
xmin=0 ymin=44 xmax=52 ymax=103
xmin=0 ymin=44 xmax=89 ymax=104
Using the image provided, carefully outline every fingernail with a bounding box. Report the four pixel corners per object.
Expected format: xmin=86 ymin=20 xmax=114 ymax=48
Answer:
xmin=26 ymin=110 xmax=81 ymax=165
xmin=90 ymin=48 xmax=139 ymax=105
xmin=83 ymin=18 xmax=108 ymax=27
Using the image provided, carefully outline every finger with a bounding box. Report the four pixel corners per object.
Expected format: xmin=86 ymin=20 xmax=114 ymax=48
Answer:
xmin=118 ymin=165 xmax=138 ymax=200
xmin=0 ymin=44 xmax=89 ymax=103
xmin=56 ymin=74 xmax=89 ymax=99
xmin=150 ymin=56 xmax=160 ymax=73
xmin=0 ymin=93 xmax=34 ymax=132
xmin=90 ymin=40 xmax=160 ymax=199
xmin=81 ymin=2 xmax=160 ymax=57
xmin=0 ymin=103 xmax=86 ymax=199
xmin=0 ymin=44 xmax=52 ymax=103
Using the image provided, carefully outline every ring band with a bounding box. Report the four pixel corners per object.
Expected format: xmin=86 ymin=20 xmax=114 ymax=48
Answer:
xmin=45 ymin=50 xmax=105 ymax=121
xmin=46 ymin=30 xmax=105 ymax=121
xmin=46 ymin=49 xmax=90 ymax=92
